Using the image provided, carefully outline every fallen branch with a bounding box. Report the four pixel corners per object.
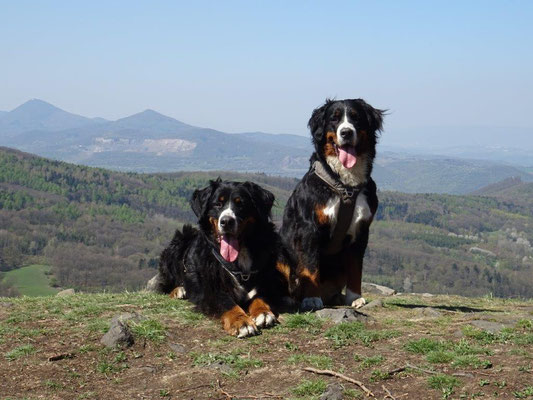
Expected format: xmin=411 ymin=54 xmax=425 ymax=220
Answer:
xmin=48 ymin=353 xmax=75 ymax=362
xmin=405 ymin=363 xmax=438 ymax=375
xmin=303 ymin=367 xmax=374 ymax=397
xmin=386 ymin=366 xmax=407 ymax=376
xmin=382 ymin=385 xmax=396 ymax=400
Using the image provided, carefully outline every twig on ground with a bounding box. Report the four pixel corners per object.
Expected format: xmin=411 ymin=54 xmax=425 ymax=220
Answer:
xmin=387 ymin=366 xmax=407 ymax=376
xmin=382 ymin=385 xmax=396 ymax=400
xmin=48 ymin=353 xmax=75 ymax=361
xmin=303 ymin=367 xmax=374 ymax=397
xmin=217 ymin=380 xmax=232 ymax=400
xmin=405 ymin=363 xmax=438 ymax=375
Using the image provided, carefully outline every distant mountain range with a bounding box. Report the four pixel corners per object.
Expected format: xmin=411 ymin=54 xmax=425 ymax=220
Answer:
xmin=1 ymin=99 xmax=532 ymax=194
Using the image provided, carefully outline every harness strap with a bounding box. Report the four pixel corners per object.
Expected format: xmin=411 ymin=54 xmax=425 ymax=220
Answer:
xmin=312 ymin=161 xmax=363 ymax=255
xmin=210 ymin=248 xmax=259 ymax=282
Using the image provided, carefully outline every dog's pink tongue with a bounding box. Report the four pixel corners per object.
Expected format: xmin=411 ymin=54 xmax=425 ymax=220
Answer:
xmin=220 ymin=235 xmax=240 ymax=262
xmin=338 ymin=145 xmax=357 ymax=168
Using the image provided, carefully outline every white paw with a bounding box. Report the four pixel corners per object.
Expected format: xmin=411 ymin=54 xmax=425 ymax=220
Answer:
xmin=237 ymin=322 xmax=258 ymax=338
xmin=300 ymin=297 xmax=324 ymax=312
xmin=253 ymin=312 xmax=276 ymax=328
xmin=351 ymin=297 xmax=367 ymax=309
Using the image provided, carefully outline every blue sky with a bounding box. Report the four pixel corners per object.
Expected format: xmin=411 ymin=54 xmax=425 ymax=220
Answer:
xmin=1 ymin=1 xmax=532 ymax=140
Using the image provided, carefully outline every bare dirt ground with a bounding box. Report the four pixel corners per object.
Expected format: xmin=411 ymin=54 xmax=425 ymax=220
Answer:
xmin=1 ymin=292 xmax=532 ymax=400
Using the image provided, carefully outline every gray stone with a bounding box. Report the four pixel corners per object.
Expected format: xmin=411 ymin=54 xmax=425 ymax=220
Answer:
xmin=320 ymin=383 xmax=344 ymax=400
xmin=470 ymin=320 xmax=506 ymax=334
xmin=361 ymin=282 xmax=396 ymax=296
xmin=413 ymin=307 xmax=442 ymax=318
xmin=419 ymin=293 xmax=435 ymax=297
xmin=56 ymin=288 xmax=75 ymax=297
xmin=146 ymin=273 xmax=163 ymax=293
xmin=101 ymin=320 xmax=134 ymax=348
xmin=110 ymin=312 xmax=146 ymax=326
xmin=315 ymin=308 xmax=372 ymax=324
xmin=360 ymin=299 xmax=383 ymax=310
xmin=0 ymin=302 xmax=14 ymax=308
xmin=169 ymin=343 xmax=187 ymax=354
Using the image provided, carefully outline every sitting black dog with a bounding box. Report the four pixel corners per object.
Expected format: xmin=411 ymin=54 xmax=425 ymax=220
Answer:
xmin=150 ymin=178 xmax=296 ymax=337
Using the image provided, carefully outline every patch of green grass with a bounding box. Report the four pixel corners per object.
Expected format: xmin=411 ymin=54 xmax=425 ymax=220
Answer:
xmin=426 ymin=350 xmax=455 ymax=364
xmin=325 ymin=321 xmax=400 ymax=348
xmin=452 ymin=355 xmax=492 ymax=369
xmin=344 ymin=388 xmax=363 ymax=398
xmin=370 ymin=369 xmax=390 ymax=382
xmin=191 ymin=350 xmax=263 ymax=375
xmin=427 ymin=374 xmax=461 ymax=396
xmin=285 ymin=342 xmax=299 ymax=351
xmin=287 ymin=353 xmax=332 ymax=369
xmin=5 ymin=344 xmax=36 ymax=361
xmin=283 ymin=313 xmax=323 ymax=333
xmin=44 ymin=380 xmax=64 ymax=390
xmin=358 ymin=355 xmax=385 ymax=370
xmin=513 ymin=386 xmax=533 ymax=399
xmin=1 ymin=264 xmax=59 ymax=296
xmin=96 ymin=359 xmax=128 ymax=374
xmin=452 ymin=339 xmax=492 ymax=356
xmin=404 ymin=338 xmax=447 ymax=354
xmin=130 ymin=319 xmax=166 ymax=343
xmin=291 ymin=378 xmax=327 ymax=398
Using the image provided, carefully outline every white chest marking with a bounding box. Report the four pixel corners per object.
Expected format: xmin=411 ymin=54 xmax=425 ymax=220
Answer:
xmin=322 ymin=193 xmax=372 ymax=243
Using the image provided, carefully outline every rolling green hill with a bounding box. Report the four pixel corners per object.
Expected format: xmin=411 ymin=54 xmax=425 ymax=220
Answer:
xmin=0 ymin=146 xmax=532 ymax=298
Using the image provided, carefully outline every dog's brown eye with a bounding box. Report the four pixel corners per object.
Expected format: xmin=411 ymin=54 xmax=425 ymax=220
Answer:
xmin=234 ymin=197 xmax=241 ymax=204
xmin=218 ymin=196 xmax=225 ymax=203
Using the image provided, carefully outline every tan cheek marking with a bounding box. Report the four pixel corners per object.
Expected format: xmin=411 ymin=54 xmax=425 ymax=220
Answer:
xmin=324 ymin=131 xmax=338 ymax=157
xmin=209 ymin=217 xmax=219 ymax=238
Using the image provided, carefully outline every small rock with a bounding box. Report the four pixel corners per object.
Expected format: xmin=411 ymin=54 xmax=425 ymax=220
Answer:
xmin=315 ymin=308 xmax=372 ymax=324
xmin=110 ymin=312 xmax=146 ymax=326
xmin=136 ymin=366 xmax=156 ymax=374
xmin=146 ymin=273 xmax=163 ymax=293
xmin=56 ymin=288 xmax=75 ymax=297
xmin=0 ymin=302 xmax=14 ymax=308
xmin=101 ymin=320 xmax=134 ymax=348
xmin=169 ymin=343 xmax=187 ymax=354
xmin=361 ymin=282 xmax=396 ymax=296
xmin=360 ymin=299 xmax=383 ymax=310
xmin=320 ymin=383 xmax=344 ymax=400
xmin=413 ymin=307 xmax=442 ymax=318
xmin=207 ymin=360 xmax=233 ymax=374
xmin=470 ymin=320 xmax=506 ymax=334
xmin=419 ymin=293 xmax=435 ymax=297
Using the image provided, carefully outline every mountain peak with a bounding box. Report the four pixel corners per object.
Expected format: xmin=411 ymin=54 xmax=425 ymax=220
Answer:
xmin=12 ymin=98 xmax=62 ymax=115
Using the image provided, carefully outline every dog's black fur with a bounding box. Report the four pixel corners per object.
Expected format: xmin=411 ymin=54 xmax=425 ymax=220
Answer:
xmin=156 ymin=179 xmax=296 ymax=337
xmin=280 ymin=98 xmax=384 ymax=311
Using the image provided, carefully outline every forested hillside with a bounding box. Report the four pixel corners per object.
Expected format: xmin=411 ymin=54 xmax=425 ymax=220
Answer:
xmin=0 ymin=147 xmax=532 ymax=298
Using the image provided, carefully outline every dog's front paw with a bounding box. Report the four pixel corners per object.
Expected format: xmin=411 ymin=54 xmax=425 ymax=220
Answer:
xmin=300 ymin=297 xmax=324 ymax=312
xmin=351 ymin=297 xmax=366 ymax=309
xmin=169 ymin=286 xmax=187 ymax=299
xmin=253 ymin=312 xmax=277 ymax=328
xmin=222 ymin=307 xmax=259 ymax=338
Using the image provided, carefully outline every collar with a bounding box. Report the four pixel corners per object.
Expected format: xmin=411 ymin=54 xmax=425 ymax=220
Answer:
xmin=311 ymin=160 xmax=364 ymax=202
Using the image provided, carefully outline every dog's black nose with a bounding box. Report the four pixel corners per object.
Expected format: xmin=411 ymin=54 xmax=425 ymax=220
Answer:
xmin=340 ymin=128 xmax=354 ymax=139
xmin=219 ymin=216 xmax=235 ymax=229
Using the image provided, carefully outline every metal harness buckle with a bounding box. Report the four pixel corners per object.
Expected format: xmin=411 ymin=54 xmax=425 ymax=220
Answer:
xmin=342 ymin=187 xmax=356 ymax=201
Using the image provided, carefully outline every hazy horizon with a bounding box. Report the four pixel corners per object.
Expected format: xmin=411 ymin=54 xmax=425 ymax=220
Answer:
xmin=2 ymin=1 xmax=532 ymax=146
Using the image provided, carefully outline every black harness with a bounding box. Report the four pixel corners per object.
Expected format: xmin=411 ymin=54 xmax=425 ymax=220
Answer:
xmin=311 ymin=160 xmax=364 ymax=255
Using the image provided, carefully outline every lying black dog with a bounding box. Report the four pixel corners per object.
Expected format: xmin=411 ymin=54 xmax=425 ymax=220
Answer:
xmin=152 ymin=178 xmax=296 ymax=337
xmin=281 ymin=98 xmax=384 ymax=311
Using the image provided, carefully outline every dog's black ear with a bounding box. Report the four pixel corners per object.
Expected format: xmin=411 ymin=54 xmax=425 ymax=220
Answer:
xmin=358 ymin=99 xmax=385 ymax=132
xmin=190 ymin=178 xmax=221 ymax=218
xmin=242 ymin=181 xmax=275 ymax=221
xmin=308 ymin=99 xmax=332 ymax=142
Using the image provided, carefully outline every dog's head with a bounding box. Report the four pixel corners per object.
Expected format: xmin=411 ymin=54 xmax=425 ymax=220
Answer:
xmin=190 ymin=178 xmax=275 ymax=262
xmin=308 ymin=98 xmax=384 ymax=169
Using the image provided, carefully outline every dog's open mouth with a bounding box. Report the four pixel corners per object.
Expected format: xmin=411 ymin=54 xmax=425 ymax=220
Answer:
xmin=219 ymin=234 xmax=240 ymax=262
xmin=335 ymin=144 xmax=357 ymax=169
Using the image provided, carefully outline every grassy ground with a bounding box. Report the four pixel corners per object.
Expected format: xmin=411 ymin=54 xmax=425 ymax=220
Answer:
xmin=0 ymin=292 xmax=532 ymax=400
xmin=1 ymin=265 xmax=59 ymax=296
